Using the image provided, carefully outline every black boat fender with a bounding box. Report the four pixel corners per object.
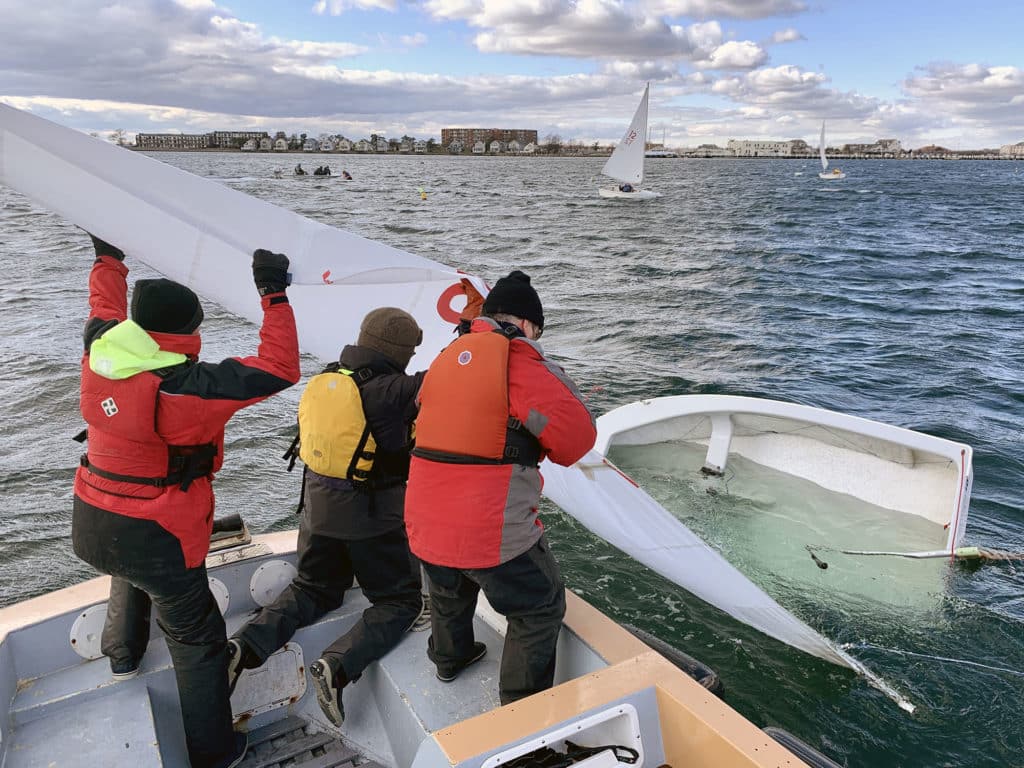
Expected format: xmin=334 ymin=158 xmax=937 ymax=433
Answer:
xmin=763 ymin=727 xmax=843 ymax=768
xmin=622 ymin=624 xmax=724 ymax=698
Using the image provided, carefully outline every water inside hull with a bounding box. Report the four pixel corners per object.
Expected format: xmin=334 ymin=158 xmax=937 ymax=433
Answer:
xmin=609 ymin=441 xmax=951 ymax=615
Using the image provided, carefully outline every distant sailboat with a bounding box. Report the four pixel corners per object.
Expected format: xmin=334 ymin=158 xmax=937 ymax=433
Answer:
xmin=599 ymin=84 xmax=661 ymax=200
xmin=819 ymin=121 xmax=846 ymax=180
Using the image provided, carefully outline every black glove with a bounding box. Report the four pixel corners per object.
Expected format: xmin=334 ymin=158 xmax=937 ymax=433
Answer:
xmin=252 ymin=249 xmax=290 ymax=296
xmin=89 ymin=233 xmax=125 ymax=261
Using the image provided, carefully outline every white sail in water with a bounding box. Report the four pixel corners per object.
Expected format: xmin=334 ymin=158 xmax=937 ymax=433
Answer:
xmin=820 ymin=121 xmax=829 ymax=170
xmin=0 ymin=104 xmax=899 ymax=701
xmin=601 ymin=84 xmax=649 ymax=185
xmin=0 ymin=104 xmax=482 ymax=368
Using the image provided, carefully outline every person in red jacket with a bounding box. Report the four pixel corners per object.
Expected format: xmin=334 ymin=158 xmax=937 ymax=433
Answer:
xmin=71 ymin=234 xmax=300 ymax=768
xmin=405 ymin=270 xmax=596 ymax=704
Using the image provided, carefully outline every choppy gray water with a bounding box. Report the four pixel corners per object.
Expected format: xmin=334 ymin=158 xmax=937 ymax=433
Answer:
xmin=2 ymin=153 xmax=1023 ymax=767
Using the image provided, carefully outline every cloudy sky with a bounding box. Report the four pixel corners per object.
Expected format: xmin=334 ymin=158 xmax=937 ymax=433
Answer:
xmin=1 ymin=0 xmax=1022 ymax=149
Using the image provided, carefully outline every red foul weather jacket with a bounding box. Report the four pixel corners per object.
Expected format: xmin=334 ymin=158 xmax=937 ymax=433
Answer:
xmin=72 ymin=254 xmax=300 ymax=567
xmin=405 ymin=318 xmax=597 ymax=569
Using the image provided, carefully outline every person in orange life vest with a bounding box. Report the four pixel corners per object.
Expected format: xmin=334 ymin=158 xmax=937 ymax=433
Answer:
xmin=405 ymin=270 xmax=597 ymax=704
xmin=227 ymin=307 xmax=441 ymax=729
xmin=71 ymin=234 xmax=300 ymax=768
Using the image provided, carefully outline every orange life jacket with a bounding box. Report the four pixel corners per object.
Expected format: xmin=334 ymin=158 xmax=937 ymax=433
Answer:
xmin=413 ymin=327 xmax=541 ymax=466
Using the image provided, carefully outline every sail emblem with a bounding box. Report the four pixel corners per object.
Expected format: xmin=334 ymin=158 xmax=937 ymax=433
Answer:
xmin=457 ymin=350 xmax=472 ymax=366
xmin=100 ymin=397 xmax=119 ymax=417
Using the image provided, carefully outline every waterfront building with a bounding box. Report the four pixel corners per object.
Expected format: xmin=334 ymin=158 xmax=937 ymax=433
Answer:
xmin=842 ymin=139 xmax=903 ymax=157
xmin=521 ymin=142 xmax=537 ymax=154
xmin=240 ymin=139 xmax=257 ymax=152
xmin=1000 ymin=141 xmax=1024 ymax=157
xmin=448 ymin=140 xmax=464 ymax=154
xmin=414 ymin=139 xmax=427 ymax=153
xmin=209 ymin=131 xmax=269 ymax=148
xmin=259 ymin=137 xmax=273 ymax=151
xmin=687 ymin=144 xmax=734 ymax=157
xmin=135 ymin=133 xmax=210 ymax=150
xmin=472 ymin=141 xmax=485 ymax=154
xmin=337 ymin=138 xmax=353 ymax=152
xmin=273 ymin=138 xmax=288 ymax=151
xmin=303 ymin=138 xmax=319 ymax=152
xmin=375 ymin=138 xmax=389 ymax=152
xmin=488 ymin=140 xmax=503 ymax=153
xmin=441 ymin=128 xmax=538 ymax=149
xmin=507 ymin=139 xmax=522 ymax=153
xmin=726 ymin=139 xmax=795 ymax=157
xmin=355 ymin=139 xmax=372 ymax=152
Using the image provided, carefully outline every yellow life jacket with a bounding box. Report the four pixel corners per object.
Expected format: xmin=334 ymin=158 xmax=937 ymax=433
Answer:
xmin=296 ymin=365 xmax=377 ymax=483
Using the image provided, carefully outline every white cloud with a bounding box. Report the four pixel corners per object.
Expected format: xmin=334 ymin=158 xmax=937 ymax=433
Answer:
xmin=700 ymin=40 xmax=768 ymax=69
xmin=898 ymin=62 xmax=1024 ymax=146
xmin=312 ymin=0 xmax=397 ymax=14
xmin=640 ymin=0 xmax=808 ymax=19
xmin=770 ymin=27 xmax=804 ymax=44
xmin=424 ymin=0 xmax=765 ymax=68
xmin=400 ymin=32 xmax=428 ymax=48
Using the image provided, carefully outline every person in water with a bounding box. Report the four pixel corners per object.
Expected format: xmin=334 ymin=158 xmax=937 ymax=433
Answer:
xmin=227 ymin=303 xmax=476 ymax=727
xmin=295 ymin=163 xmax=306 ymax=175
xmin=71 ymin=235 xmax=300 ymax=768
xmin=619 ymin=183 xmax=634 ymax=193
xmin=342 ymin=170 xmax=352 ymax=180
xmin=404 ymin=271 xmax=597 ymax=704
xmin=323 ymin=165 xmax=332 ymax=176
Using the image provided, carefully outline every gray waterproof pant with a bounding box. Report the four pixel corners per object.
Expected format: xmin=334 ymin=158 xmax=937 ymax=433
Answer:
xmin=422 ymin=534 xmax=566 ymax=704
xmin=234 ymin=514 xmax=422 ymax=683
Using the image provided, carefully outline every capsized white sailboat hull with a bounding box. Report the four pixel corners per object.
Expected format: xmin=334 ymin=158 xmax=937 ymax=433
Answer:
xmin=597 ymin=187 xmax=661 ymax=200
xmin=595 ymin=394 xmax=972 ymax=579
xmin=819 ymin=171 xmax=846 ymax=180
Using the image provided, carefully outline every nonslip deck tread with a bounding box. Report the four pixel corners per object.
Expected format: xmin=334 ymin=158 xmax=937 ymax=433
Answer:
xmin=238 ymin=716 xmax=360 ymax=768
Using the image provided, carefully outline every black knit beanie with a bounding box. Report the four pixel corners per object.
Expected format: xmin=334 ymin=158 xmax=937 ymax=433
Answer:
xmin=482 ymin=270 xmax=544 ymax=329
xmin=131 ymin=278 xmax=204 ymax=335
xmin=357 ymin=307 xmax=423 ymax=369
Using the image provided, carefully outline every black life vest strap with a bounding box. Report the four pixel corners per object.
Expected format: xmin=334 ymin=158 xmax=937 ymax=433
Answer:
xmin=412 ymin=417 xmax=541 ymax=467
xmin=79 ymin=442 xmax=217 ymax=492
xmin=283 ymin=433 xmax=301 ymax=472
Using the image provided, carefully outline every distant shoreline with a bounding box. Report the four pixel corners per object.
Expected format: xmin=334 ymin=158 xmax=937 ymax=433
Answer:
xmin=130 ymin=147 xmax=1021 ymax=161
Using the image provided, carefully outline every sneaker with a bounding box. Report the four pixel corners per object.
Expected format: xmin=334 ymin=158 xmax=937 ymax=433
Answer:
xmin=310 ymin=658 xmax=345 ymax=727
xmin=227 ymin=638 xmax=262 ymax=696
xmin=436 ymin=642 xmax=487 ymax=683
xmin=212 ymin=732 xmax=248 ymax=768
xmin=409 ymin=596 xmax=431 ymax=632
xmin=110 ymin=659 xmax=139 ymax=680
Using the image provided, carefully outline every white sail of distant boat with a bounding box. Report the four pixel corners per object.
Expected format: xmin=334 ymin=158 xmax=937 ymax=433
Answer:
xmin=1 ymin=103 xmax=922 ymax=711
xmin=598 ymin=84 xmax=661 ymax=200
xmin=819 ymin=121 xmax=846 ymax=180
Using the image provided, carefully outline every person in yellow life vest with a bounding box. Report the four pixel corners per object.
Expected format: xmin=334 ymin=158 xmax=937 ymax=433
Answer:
xmin=405 ymin=270 xmax=597 ymax=704
xmin=227 ymin=307 xmax=431 ymax=728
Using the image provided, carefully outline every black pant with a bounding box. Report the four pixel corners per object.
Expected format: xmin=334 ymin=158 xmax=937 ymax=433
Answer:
xmin=236 ymin=513 xmax=422 ymax=683
xmin=422 ymin=534 xmax=566 ymax=705
xmin=72 ymin=501 xmax=235 ymax=768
